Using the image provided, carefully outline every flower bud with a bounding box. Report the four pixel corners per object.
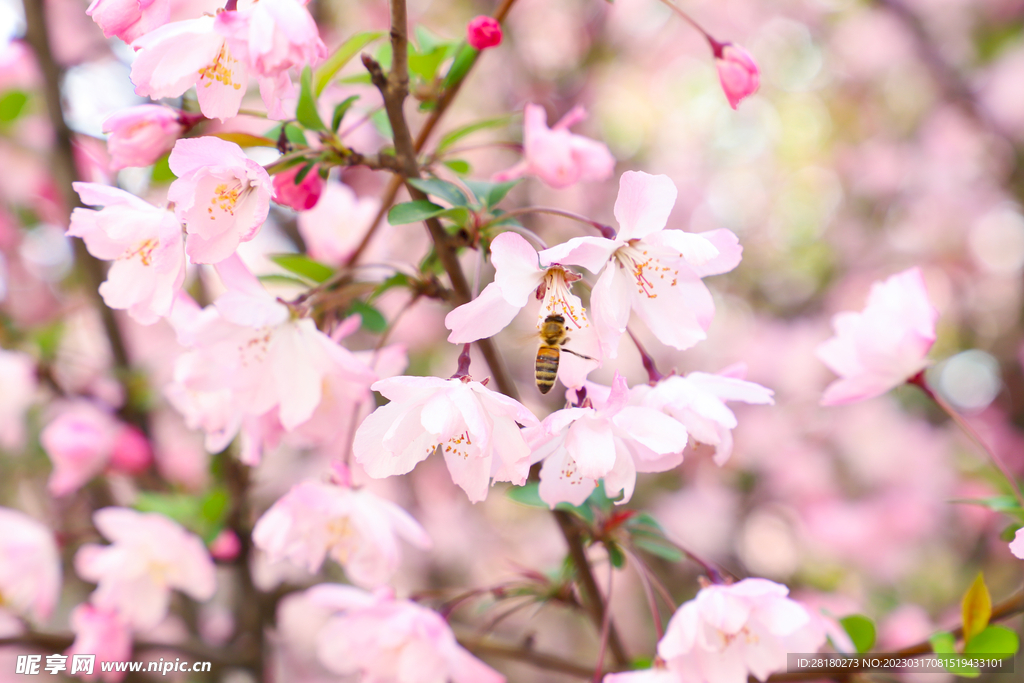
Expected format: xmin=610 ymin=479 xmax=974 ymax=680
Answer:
xmin=273 ymin=164 xmax=325 ymax=211
xmin=467 ymin=16 xmax=502 ymax=50
xmin=102 ymin=104 xmax=184 ymax=170
xmin=714 ymin=43 xmax=760 ymax=109
xmin=108 ymin=425 xmax=153 ymax=474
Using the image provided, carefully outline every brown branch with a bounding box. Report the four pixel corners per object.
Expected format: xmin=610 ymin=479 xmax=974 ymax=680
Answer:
xmin=554 ymin=511 xmax=630 ymax=669
xmin=458 ymin=635 xmax=596 ymax=679
xmin=22 ymin=0 xmax=133 ymax=378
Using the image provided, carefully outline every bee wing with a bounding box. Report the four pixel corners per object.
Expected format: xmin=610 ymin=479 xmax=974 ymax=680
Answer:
xmin=557 ymin=323 xmax=602 ymax=388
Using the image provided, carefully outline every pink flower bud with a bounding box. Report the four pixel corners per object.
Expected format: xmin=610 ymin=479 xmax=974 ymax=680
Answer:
xmin=714 ymin=43 xmax=760 ymax=109
xmin=102 ymin=105 xmax=184 ymax=170
xmin=108 ymin=425 xmax=152 ymax=474
xmin=209 ymin=529 xmax=242 ymax=561
xmin=467 ymin=16 xmax=502 ymax=50
xmin=273 ymin=164 xmax=325 ymax=211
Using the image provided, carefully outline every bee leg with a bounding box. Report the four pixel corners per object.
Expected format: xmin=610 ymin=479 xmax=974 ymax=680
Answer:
xmin=562 ymin=348 xmax=596 ymax=361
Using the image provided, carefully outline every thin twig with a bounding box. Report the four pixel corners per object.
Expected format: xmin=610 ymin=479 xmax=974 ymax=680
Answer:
xmin=457 ymin=635 xmax=596 ymax=679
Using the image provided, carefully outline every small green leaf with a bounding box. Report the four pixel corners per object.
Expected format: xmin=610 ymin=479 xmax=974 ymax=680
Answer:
xmin=388 ymin=200 xmax=446 ymax=225
xmin=331 ymin=95 xmax=360 ymax=133
xmin=268 ymin=254 xmax=335 ymax=284
xmin=414 ymin=25 xmax=449 ymax=54
xmin=606 ymin=542 xmax=626 ymax=568
xmin=371 ymin=108 xmax=393 ymax=139
xmin=258 ymin=274 xmax=309 ymax=288
xmin=314 ymin=31 xmax=384 ymax=96
xmin=442 ymin=43 xmax=477 ymax=90
xmin=370 ymin=273 xmax=410 ymax=301
xmin=962 ymin=573 xmax=992 ymax=645
xmin=839 ymin=615 xmax=877 ymax=654
xmin=209 ymin=132 xmax=277 ymax=148
xmin=506 ymin=482 xmax=547 ymax=509
xmin=438 ymin=115 xmax=513 ymax=152
xmin=296 ymin=66 xmax=328 ymax=132
xmin=949 ymin=495 xmax=1021 ymax=513
xmin=349 ymin=300 xmax=387 ymax=333
xmin=632 ymin=538 xmax=684 ymax=562
xmin=150 ymin=154 xmax=176 ymax=183
xmin=285 ymin=122 xmax=309 ymax=146
xmin=0 ymin=91 xmax=29 ymax=123
xmin=963 ymin=625 xmax=1019 ymax=658
xmin=442 ymin=159 xmax=471 ymax=174
xmin=930 ymin=631 xmax=957 ymax=655
xmin=406 ymin=178 xmax=469 ymax=206
xmin=293 ymin=162 xmax=315 ymax=184
xmin=464 ymin=179 xmax=520 ymax=208
xmin=200 ymin=488 xmax=230 ymax=524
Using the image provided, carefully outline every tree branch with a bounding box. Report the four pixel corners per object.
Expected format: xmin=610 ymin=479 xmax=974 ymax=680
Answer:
xmin=458 ymin=634 xmax=596 ymax=679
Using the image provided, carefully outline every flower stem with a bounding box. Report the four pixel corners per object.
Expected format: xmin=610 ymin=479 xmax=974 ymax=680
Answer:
xmin=653 ymin=0 xmax=725 ymax=56
xmin=907 ymin=371 xmax=1024 ymax=507
xmin=627 ymin=327 xmax=664 ymax=383
xmin=495 ymin=206 xmax=616 ymax=239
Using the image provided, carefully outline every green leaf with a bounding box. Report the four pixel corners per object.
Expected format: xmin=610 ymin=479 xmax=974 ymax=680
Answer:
xmin=406 ymin=178 xmax=469 ymax=206
xmin=258 ymin=274 xmax=310 ymax=288
xmin=464 ymin=179 xmax=520 ymax=208
xmin=268 ymin=254 xmax=335 ymax=284
xmin=134 ymin=492 xmax=202 ymax=528
xmin=294 ymin=162 xmax=315 ymax=184
xmin=371 ymin=273 xmax=410 ymax=301
xmin=962 ymin=573 xmax=992 ymax=645
xmin=150 ymin=154 xmax=176 ymax=183
xmin=338 ymin=72 xmax=373 ymax=85
xmin=296 ymin=66 xmax=328 ymax=132
xmin=442 ymin=159 xmax=471 ymax=174
xmin=371 ymin=108 xmax=393 ymax=139
xmin=314 ymin=31 xmax=384 ymax=96
xmin=442 ymin=43 xmax=477 ymax=90
xmin=0 ymin=91 xmax=29 ymax=123
xmin=349 ymin=300 xmax=387 ymax=333
xmin=285 ymin=122 xmax=309 ymax=146
xmin=438 ymin=115 xmax=513 ymax=152
xmin=930 ymin=631 xmax=957 ymax=655
xmin=632 ymin=537 xmax=684 ymax=562
xmin=408 ymin=43 xmax=450 ymax=83
xmin=555 ymin=500 xmax=595 ymax=525
xmin=606 ymin=542 xmax=626 ymax=568
xmin=506 ymin=482 xmax=547 ymax=509
xmin=388 ymin=200 xmax=447 ymax=225
xmin=949 ymin=495 xmax=1022 ymax=513
xmin=839 ymin=615 xmax=876 ymax=654
xmin=414 ymin=25 xmax=449 ymax=54
xmin=963 ymin=625 xmax=1019 ymax=658
xmin=209 ymin=132 xmax=277 ymax=148
xmin=437 ymin=206 xmax=471 ymax=226
xmin=200 ymin=488 xmax=230 ymax=524
xmin=331 ymin=95 xmax=360 ymax=133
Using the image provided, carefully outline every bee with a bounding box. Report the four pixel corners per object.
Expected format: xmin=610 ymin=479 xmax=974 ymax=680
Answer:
xmin=535 ymin=314 xmax=594 ymax=394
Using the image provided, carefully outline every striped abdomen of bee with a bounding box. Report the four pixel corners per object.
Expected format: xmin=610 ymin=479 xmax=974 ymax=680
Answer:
xmin=535 ymin=344 xmax=561 ymax=394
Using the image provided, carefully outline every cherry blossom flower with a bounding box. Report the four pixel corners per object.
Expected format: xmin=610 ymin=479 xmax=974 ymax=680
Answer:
xmin=65 ymin=604 xmax=132 ymax=683
xmin=0 ymin=348 xmax=37 ymax=451
xmin=102 ymin=104 xmax=183 ymax=170
xmin=631 ymin=364 xmax=774 ymax=465
xmin=353 ymin=374 xmax=540 ymax=503
xmin=253 ymin=473 xmax=431 ymax=588
xmin=657 ymin=578 xmax=825 ymax=683
xmin=445 ymin=230 xmax=601 ymax=388
xmin=0 ymin=507 xmax=61 ymax=622
xmin=74 ymin=507 xmax=216 ymax=630
xmin=816 ymin=268 xmax=938 ymax=406
xmin=69 ymin=183 xmax=185 ymax=324
xmin=273 ymin=163 xmax=324 ymax=211
xmin=530 ymin=373 xmax=689 ymax=507
xmin=542 ymin=171 xmax=742 ymax=357
xmin=714 ymin=43 xmax=760 ymax=109
xmin=41 ymin=400 xmax=152 ymax=497
xmin=166 ymin=257 xmax=376 ymax=457
xmin=166 ymin=137 xmax=273 ymax=264
xmin=217 ymin=0 xmax=326 ymax=78
xmin=309 ymin=585 xmax=506 ymax=683
xmin=493 ymin=103 xmax=615 ymax=189
xmin=86 ymin=0 xmax=171 ymax=44
xmin=1010 ymin=528 xmax=1024 ymax=559
xmin=467 ymin=16 xmax=502 ymax=50
xmin=296 ymin=181 xmax=381 ymax=265
xmin=130 ymin=17 xmax=249 ymax=121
